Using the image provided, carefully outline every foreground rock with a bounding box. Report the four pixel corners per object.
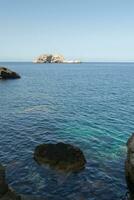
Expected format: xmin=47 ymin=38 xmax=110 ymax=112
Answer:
xmin=0 ymin=67 xmax=20 ymax=79
xmin=125 ymin=134 xmax=134 ymax=200
xmin=0 ymin=164 xmax=9 ymax=198
xmin=34 ymin=142 xmax=86 ymax=172
xmin=0 ymin=164 xmax=45 ymax=200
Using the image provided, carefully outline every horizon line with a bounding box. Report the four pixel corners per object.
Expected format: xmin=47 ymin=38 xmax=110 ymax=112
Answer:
xmin=0 ymin=60 xmax=134 ymax=63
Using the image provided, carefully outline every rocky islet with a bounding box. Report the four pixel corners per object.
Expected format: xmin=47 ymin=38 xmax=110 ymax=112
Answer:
xmin=0 ymin=67 xmax=20 ymax=79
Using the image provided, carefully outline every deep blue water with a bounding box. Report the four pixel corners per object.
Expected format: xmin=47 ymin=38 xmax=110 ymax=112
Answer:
xmin=0 ymin=62 xmax=134 ymax=200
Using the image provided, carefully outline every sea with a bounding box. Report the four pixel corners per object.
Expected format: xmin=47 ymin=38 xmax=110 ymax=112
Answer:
xmin=0 ymin=62 xmax=134 ymax=200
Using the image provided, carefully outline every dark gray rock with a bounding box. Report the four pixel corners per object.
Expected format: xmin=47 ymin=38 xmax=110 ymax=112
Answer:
xmin=34 ymin=142 xmax=86 ymax=172
xmin=0 ymin=164 xmax=8 ymax=197
xmin=0 ymin=189 xmax=21 ymax=200
xmin=125 ymin=134 xmax=134 ymax=200
xmin=0 ymin=67 xmax=20 ymax=79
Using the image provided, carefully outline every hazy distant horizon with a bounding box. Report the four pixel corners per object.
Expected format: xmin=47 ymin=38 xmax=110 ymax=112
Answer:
xmin=1 ymin=59 xmax=134 ymax=63
xmin=1 ymin=57 xmax=134 ymax=62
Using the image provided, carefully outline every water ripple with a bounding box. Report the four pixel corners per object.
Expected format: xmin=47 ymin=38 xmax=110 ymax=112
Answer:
xmin=0 ymin=62 xmax=134 ymax=199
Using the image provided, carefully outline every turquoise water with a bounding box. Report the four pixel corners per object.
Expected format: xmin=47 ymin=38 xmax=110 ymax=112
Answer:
xmin=0 ymin=62 xmax=134 ymax=200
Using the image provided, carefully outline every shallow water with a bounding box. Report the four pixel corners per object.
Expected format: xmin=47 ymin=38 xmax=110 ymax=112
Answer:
xmin=0 ymin=62 xmax=134 ymax=199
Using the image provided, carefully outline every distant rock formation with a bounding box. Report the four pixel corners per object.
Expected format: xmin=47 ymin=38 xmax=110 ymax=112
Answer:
xmin=0 ymin=67 xmax=21 ymax=79
xmin=33 ymin=54 xmax=64 ymax=63
xmin=33 ymin=54 xmax=81 ymax=64
xmin=125 ymin=134 xmax=134 ymax=200
xmin=34 ymin=142 xmax=86 ymax=172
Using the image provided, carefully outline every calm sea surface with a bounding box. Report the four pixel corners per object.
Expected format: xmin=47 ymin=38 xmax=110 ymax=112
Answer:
xmin=0 ymin=62 xmax=134 ymax=200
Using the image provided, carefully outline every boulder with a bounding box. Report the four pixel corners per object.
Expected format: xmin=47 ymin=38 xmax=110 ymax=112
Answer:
xmin=0 ymin=67 xmax=21 ymax=79
xmin=34 ymin=142 xmax=86 ymax=172
xmin=125 ymin=134 xmax=134 ymax=199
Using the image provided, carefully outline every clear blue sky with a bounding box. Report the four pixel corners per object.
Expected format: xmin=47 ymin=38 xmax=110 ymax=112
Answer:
xmin=0 ymin=0 xmax=134 ymax=61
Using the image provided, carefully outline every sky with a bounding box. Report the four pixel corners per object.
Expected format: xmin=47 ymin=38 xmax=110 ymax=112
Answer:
xmin=0 ymin=0 xmax=134 ymax=62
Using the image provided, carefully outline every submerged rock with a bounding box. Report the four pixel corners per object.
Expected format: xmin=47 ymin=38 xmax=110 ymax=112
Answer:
xmin=125 ymin=134 xmax=134 ymax=200
xmin=0 ymin=67 xmax=21 ymax=79
xmin=34 ymin=142 xmax=86 ymax=172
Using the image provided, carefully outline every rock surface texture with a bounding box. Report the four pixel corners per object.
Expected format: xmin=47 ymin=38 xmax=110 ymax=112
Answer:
xmin=0 ymin=164 xmax=9 ymax=198
xmin=33 ymin=54 xmax=64 ymax=63
xmin=34 ymin=142 xmax=86 ymax=172
xmin=0 ymin=67 xmax=20 ymax=79
xmin=125 ymin=134 xmax=134 ymax=200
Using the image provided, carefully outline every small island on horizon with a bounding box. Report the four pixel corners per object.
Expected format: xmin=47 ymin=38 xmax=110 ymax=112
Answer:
xmin=33 ymin=54 xmax=81 ymax=64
